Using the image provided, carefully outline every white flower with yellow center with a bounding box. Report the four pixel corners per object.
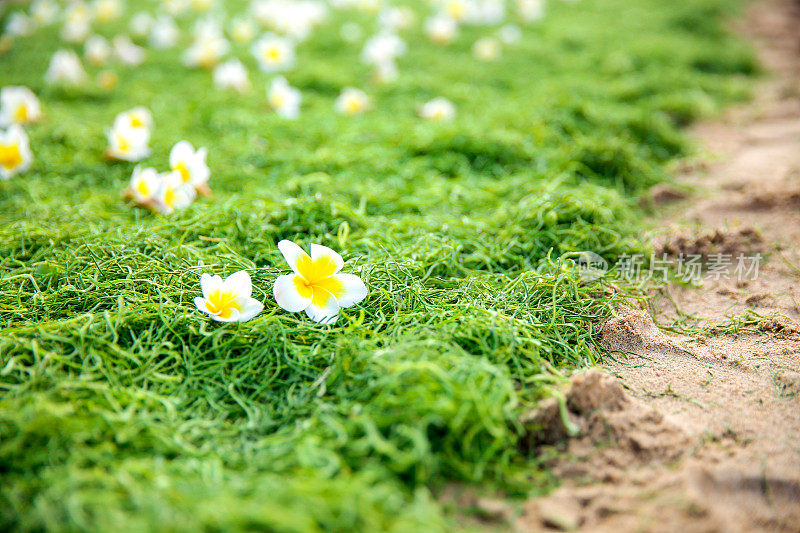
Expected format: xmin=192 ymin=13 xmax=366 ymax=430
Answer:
xmin=106 ymin=123 xmax=150 ymax=162
xmin=419 ymin=97 xmax=456 ymax=121
xmin=127 ymin=165 xmax=160 ymax=205
xmin=114 ymin=106 xmax=153 ymax=132
xmin=183 ymin=34 xmax=230 ymax=69
xmin=61 ymin=3 xmax=91 ymax=43
xmin=31 ymin=0 xmax=60 ymax=26
xmin=335 ymin=87 xmax=369 ymax=116
xmin=361 ymin=32 xmax=406 ymax=68
xmin=472 ymin=37 xmax=501 ymax=61
xmin=0 ymin=86 xmax=42 ymax=127
xmin=267 ymin=76 xmax=301 ymax=119
xmin=517 ymin=0 xmax=545 ymax=22
xmin=85 ymin=35 xmax=111 ymax=66
xmin=0 ymin=125 xmax=33 ymax=180
xmin=273 ymin=240 xmax=368 ymax=324
xmin=45 ymin=50 xmax=87 ymax=86
xmin=162 ymin=0 xmax=189 ymax=17
xmin=214 ymin=59 xmax=250 ymax=93
xmin=113 ymin=35 xmax=145 ymax=65
xmin=443 ymin=0 xmax=473 ymax=22
xmin=154 ymin=170 xmax=196 ymax=214
xmin=195 ymin=271 xmax=264 ymax=323
xmin=425 ymin=15 xmax=458 ymax=45
xmin=93 ymin=0 xmax=122 ymax=24
xmin=378 ymin=7 xmax=414 ymax=31
xmin=252 ymin=34 xmax=295 ymax=73
xmin=130 ymin=12 xmax=153 ymax=38
xmin=169 ymin=140 xmax=210 ymax=190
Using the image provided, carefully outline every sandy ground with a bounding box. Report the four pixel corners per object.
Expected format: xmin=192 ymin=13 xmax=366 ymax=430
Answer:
xmin=515 ymin=1 xmax=800 ymax=531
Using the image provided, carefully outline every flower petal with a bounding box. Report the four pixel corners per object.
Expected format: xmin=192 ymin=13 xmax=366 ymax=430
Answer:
xmin=305 ymin=287 xmax=340 ymax=324
xmin=200 ymin=273 xmax=221 ymax=299
xmin=194 ymin=296 xmax=210 ymax=314
xmin=273 ymin=273 xmax=312 ymax=312
xmin=310 ymin=243 xmax=344 ymax=274
xmin=331 ymin=273 xmax=368 ymax=308
xmin=278 ymin=239 xmax=310 ymax=276
xmin=237 ymin=298 xmax=264 ymax=322
xmin=224 ymin=270 xmax=252 ymax=298
xmin=211 ymin=307 xmax=242 ymax=323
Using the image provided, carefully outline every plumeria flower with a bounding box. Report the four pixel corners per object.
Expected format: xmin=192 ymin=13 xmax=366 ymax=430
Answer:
xmin=468 ymin=0 xmax=505 ymax=25
xmin=195 ymin=271 xmax=264 ymax=323
xmin=98 ymin=70 xmax=118 ymax=90
xmin=0 ymin=125 xmax=33 ymax=180
xmin=125 ymin=165 xmax=160 ymax=208
xmin=30 ymin=0 xmax=60 ymax=26
xmin=378 ymin=7 xmax=414 ymax=31
xmin=517 ymin=0 xmax=545 ymax=22
xmin=425 ymin=15 xmax=458 ymax=45
xmin=149 ymin=15 xmax=179 ymax=49
xmin=106 ymin=124 xmax=150 ymax=161
xmin=61 ymin=3 xmax=91 ymax=44
xmin=252 ymin=33 xmax=295 ymax=73
xmin=183 ymin=34 xmax=230 ymax=69
xmin=335 ymin=87 xmax=369 ymax=115
xmin=153 ymin=170 xmax=196 ymax=214
xmin=5 ymin=12 xmax=33 ymax=37
xmin=267 ymin=76 xmax=301 ymax=119
xmin=163 ymin=0 xmax=189 ymax=16
xmin=169 ymin=140 xmax=210 ymax=194
xmin=114 ymin=106 xmax=153 ymax=132
xmin=372 ymin=60 xmax=398 ymax=83
xmin=113 ymin=35 xmax=145 ymax=65
xmin=45 ymin=50 xmax=87 ymax=86
xmin=0 ymin=86 xmax=42 ymax=127
xmin=129 ymin=12 xmax=153 ymax=38
xmin=419 ymin=97 xmax=456 ymax=121
xmin=361 ymin=32 xmax=406 ymax=68
xmin=442 ymin=0 xmax=474 ymax=22
xmin=229 ymin=17 xmax=256 ymax=44
xmin=214 ymin=59 xmax=251 ymax=92
xmin=93 ymin=0 xmax=122 ymax=24
xmin=273 ymin=240 xmax=367 ymax=324
xmin=473 ymin=37 xmax=501 ymax=61
xmin=85 ymin=34 xmax=111 ymax=66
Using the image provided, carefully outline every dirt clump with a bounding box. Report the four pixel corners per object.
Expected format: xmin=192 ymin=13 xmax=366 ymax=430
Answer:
xmin=654 ymin=227 xmax=763 ymax=260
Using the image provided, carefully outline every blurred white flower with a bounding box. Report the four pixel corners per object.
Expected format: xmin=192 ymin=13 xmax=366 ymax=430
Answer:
xmin=273 ymin=240 xmax=367 ymax=324
xmin=378 ymin=7 xmax=414 ymax=31
xmin=252 ymin=33 xmax=295 ymax=73
xmin=93 ymin=0 xmax=122 ymax=24
xmin=230 ymin=17 xmax=256 ymax=44
xmin=113 ymin=35 xmax=145 ymax=65
xmin=214 ymin=59 xmax=250 ymax=92
xmin=195 ymin=271 xmax=264 ymax=323
xmin=442 ymin=0 xmax=474 ymax=22
xmin=30 ymin=0 xmax=60 ymax=26
xmin=425 ymin=15 xmax=458 ymax=45
xmin=5 ymin=12 xmax=33 ymax=37
xmin=0 ymin=86 xmax=42 ymax=127
xmin=129 ymin=12 xmax=153 ymax=37
xmin=335 ymin=87 xmax=369 ymax=115
xmin=419 ymin=97 xmax=456 ymax=121
xmin=473 ymin=37 xmax=501 ymax=61
xmin=169 ymin=140 xmax=210 ymax=191
xmin=499 ymin=24 xmax=522 ymax=44
xmin=268 ymin=76 xmax=301 ymax=119
xmin=150 ymin=15 xmax=179 ymax=49
xmin=61 ymin=2 xmax=91 ymax=43
xmin=190 ymin=0 xmax=216 ymax=13
xmin=45 ymin=50 xmax=87 ymax=86
xmin=85 ymin=34 xmax=111 ymax=66
xmin=106 ymin=124 xmax=150 ymax=162
xmin=162 ymin=0 xmax=189 ymax=17
xmin=361 ymin=32 xmax=406 ymax=67
xmin=518 ymin=0 xmax=545 ymax=22
xmin=127 ymin=165 xmax=161 ymax=206
xmin=0 ymin=125 xmax=33 ymax=180
xmin=114 ymin=106 xmax=153 ymax=132
xmin=183 ymin=34 xmax=229 ymax=69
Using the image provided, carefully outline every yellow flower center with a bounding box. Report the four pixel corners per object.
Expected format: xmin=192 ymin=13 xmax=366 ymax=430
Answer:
xmin=116 ymin=133 xmax=131 ymax=153
xmin=205 ymin=289 xmax=242 ymax=319
xmin=135 ymin=178 xmax=151 ymax=197
xmin=164 ymin=186 xmax=177 ymax=208
xmin=345 ymin=97 xmax=363 ymax=114
xmin=0 ymin=142 xmax=23 ymax=170
xmin=293 ymin=254 xmax=345 ymax=305
xmin=264 ymin=46 xmax=282 ymax=63
xmin=174 ymin=161 xmax=191 ymax=183
xmin=446 ymin=1 xmax=465 ymax=20
xmin=130 ymin=116 xmax=144 ymax=128
xmin=14 ymin=104 xmax=28 ymax=123
xmin=270 ymin=91 xmax=286 ymax=109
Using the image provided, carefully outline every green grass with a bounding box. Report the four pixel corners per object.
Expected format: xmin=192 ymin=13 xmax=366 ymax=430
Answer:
xmin=0 ymin=0 xmax=757 ymax=530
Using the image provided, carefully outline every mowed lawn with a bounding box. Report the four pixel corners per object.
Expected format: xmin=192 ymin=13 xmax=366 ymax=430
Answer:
xmin=0 ymin=0 xmax=755 ymax=530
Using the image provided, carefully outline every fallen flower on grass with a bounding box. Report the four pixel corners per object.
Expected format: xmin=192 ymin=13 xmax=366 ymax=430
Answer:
xmin=45 ymin=49 xmax=87 ymax=86
xmin=106 ymin=123 xmax=150 ymax=161
xmin=214 ymin=59 xmax=250 ymax=92
xmin=153 ymin=170 xmax=196 ymax=214
xmin=125 ymin=165 xmax=161 ymax=208
xmin=195 ymin=271 xmax=264 ymax=322
xmin=170 ymin=140 xmax=210 ymax=195
xmin=419 ymin=97 xmax=455 ymax=121
xmin=0 ymin=124 xmax=33 ymax=179
xmin=274 ymin=240 xmax=368 ymax=324
xmin=267 ymin=76 xmax=301 ymax=119
xmin=0 ymin=86 xmax=42 ymax=127
xmin=114 ymin=106 xmax=153 ymax=132
xmin=85 ymin=35 xmax=112 ymax=66
xmin=252 ymin=33 xmax=295 ymax=73
xmin=335 ymin=87 xmax=369 ymax=115
xmin=113 ymin=35 xmax=145 ymax=65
